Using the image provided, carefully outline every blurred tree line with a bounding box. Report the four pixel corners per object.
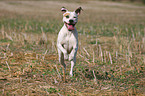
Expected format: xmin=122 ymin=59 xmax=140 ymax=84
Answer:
xmin=110 ymin=0 xmax=145 ymax=4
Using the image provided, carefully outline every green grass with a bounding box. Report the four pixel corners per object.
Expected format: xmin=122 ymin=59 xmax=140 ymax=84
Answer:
xmin=0 ymin=18 xmax=61 ymax=34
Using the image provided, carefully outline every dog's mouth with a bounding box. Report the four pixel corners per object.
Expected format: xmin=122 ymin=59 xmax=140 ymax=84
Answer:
xmin=65 ymin=22 xmax=76 ymax=31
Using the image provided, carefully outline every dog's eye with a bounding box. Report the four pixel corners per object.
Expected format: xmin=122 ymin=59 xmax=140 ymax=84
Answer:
xmin=66 ymin=15 xmax=69 ymax=18
xmin=74 ymin=17 xmax=77 ymax=18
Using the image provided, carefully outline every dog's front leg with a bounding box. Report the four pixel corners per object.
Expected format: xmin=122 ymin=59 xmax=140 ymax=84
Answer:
xmin=57 ymin=45 xmax=66 ymax=82
xmin=57 ymin=43 xmax=68 ymax=59
xmin=70 ymin=57 xmax=76 ymax=77
xmin=57 ymin=48 xmax=66 ymax=68
xmin=69 ymin=46 xmax=78 ymax=61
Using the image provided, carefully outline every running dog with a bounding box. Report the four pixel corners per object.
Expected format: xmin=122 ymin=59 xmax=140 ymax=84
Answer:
xmin=57 ymin=7 xmax=82 ymax=77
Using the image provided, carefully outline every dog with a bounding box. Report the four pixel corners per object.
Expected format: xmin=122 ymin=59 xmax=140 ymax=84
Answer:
xmin=57 ymin=7 xmax=82 ymax=77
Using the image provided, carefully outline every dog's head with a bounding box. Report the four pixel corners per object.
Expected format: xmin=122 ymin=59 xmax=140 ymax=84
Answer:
xmin=61 ymin=7 xmax=83 ymax=31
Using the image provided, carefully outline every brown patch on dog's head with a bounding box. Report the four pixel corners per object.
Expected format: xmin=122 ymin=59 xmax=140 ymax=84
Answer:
xmin=63 ymin=13 xmax=70 ymax=17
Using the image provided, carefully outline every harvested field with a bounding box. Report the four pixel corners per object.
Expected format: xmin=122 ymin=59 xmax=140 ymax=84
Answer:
xmin=0 ymin=0 xmax=145 ymax=95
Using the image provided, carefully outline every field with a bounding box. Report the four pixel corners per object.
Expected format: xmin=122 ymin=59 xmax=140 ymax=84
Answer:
xmin=0 ymin=0 xmax=145 ymax=96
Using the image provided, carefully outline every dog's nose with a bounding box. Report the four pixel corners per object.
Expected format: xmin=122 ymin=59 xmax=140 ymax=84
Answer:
xmin=69 ymin=19 xmax=74 ymax=23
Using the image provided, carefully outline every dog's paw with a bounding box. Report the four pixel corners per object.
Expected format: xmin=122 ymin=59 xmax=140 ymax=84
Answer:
xmin=70 ymin=71 xmax=73 ymax=77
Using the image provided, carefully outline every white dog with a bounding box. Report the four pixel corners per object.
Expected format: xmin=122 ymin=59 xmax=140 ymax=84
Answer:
xmin=57 ymin=7 xmax=82 ymax=77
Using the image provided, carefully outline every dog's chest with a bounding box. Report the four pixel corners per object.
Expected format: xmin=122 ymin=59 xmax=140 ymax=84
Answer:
xmin=63 ymin=32 xmax=76 ymax=45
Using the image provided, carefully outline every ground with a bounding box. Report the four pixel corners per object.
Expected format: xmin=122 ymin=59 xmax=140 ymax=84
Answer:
xmin=0 ymin=0 xmax=145 ymax=96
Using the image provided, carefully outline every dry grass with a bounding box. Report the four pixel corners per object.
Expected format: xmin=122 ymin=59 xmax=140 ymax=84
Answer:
xmin=0 ymin=0 xmax=145 ymax=96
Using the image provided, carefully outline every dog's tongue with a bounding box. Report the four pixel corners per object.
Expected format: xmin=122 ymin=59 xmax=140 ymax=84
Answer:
xmin=67 ymin=25 xmax=74 ymax=30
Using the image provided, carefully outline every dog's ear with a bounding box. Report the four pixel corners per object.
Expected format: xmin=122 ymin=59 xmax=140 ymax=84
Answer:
xmin=75 ymin=7 xmax=83 ymax=15
xmin=61 ymin=7 xmax=67 ymax=13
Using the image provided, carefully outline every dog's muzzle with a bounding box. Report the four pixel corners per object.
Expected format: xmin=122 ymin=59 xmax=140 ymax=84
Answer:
xmin=65 ymin=20 xmax=76 ymax=31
